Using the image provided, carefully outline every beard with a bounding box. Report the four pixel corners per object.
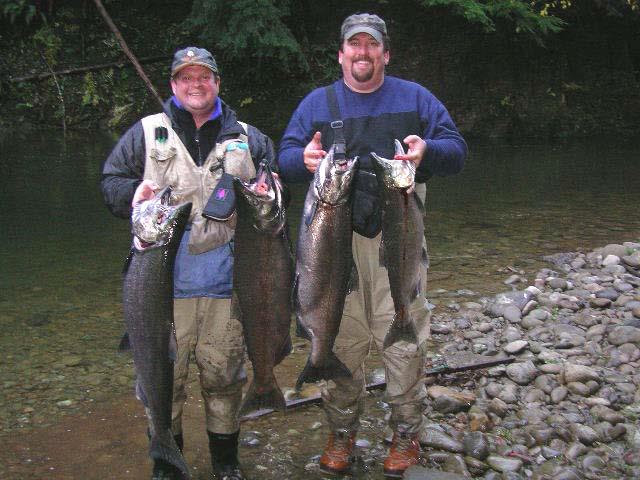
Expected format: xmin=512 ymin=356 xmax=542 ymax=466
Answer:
xmin=350 ymin=57 xmax=374 ymax=83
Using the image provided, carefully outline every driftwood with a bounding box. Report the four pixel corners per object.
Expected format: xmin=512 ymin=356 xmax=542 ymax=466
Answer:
xmin=239 ymin=353 xmax=515 ymax=422
xmin=8 ymin=55 xmax=167 ymax=83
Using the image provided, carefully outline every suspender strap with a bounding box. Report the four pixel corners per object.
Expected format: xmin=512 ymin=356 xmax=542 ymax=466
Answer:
xmin=324 ymin=85 xmax=346 ymax=159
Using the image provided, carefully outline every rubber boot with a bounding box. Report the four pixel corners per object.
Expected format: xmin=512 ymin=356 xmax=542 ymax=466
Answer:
xmin=208 ymin=430 xmax=245 ymax=480
xmin=319 ymin=429 xmax=356 ymax=476
xmin=382 ymin=428 xmax=420 ymax=478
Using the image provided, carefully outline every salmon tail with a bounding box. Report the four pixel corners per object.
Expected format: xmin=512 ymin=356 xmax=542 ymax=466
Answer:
xmin=295 ymin=353 xmax=352 ymax=390
xmin=383 ymin=311 xmax=418 ymax=349
xmin=239 ymin=380 xmax=286 ymax=415
xmin=149 ymin=430 xmax=190 ymax=479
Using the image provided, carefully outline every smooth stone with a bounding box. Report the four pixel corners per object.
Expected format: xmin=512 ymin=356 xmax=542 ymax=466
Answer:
xmin=563 ymin=363 xmax=600 ymax=383
xmin=486 ymin=455 xmax=523 ymax=473
xmin=422 ymin=428 xmax=465 ymax=453
xmin=551 ymin=386 xmax=568 ymax=403
xmin=601 ymin=244 xmax=629 ymax=258
xmin=548 ymin=278 xmax=568 ymax=290
xmin=568 ymin=381 xmax=593 ymax=396
xmin=595 ymin=287 xmax=620 ymax=300
xmin=403 ymin=466 xmax=471 ymax=480
xmin=463 ymin=431 xmax=489 ymax=460
xmin=609 ymin=326 xmax=640 ymax=345
xmin=570 ymin=424 xmax=600 ymax=445
xmin=590 ymin=297 xmax=612 ymax=308
xmin=506 ymin=360 xmax=538 ymax=385
xmin=503 ymin=340 xmax=528 ymax=354
xmin=602 ymin=254 xmax=621 ymax=266
xmin=504 ymin=305 xmax=523 ymax=323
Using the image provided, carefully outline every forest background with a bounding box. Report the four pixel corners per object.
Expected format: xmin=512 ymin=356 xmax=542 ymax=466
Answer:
xmin=1 ymin=0 xmax=639 ymax=141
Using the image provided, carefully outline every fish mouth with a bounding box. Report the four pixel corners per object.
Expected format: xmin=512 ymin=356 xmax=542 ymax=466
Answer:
xmin=132 ymin=186 xmax=190 ymax=248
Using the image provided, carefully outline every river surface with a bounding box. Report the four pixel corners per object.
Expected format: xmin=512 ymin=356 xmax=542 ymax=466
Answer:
xmin=0 ymin=129 xmax=639 ymax=478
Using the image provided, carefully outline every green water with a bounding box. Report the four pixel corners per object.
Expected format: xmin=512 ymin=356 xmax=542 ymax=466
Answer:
xmin=0 ymin=130 xmax=639 ymax=437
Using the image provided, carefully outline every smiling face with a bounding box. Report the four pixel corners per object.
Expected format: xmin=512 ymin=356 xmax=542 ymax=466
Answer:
xmin=170 ymin=65 xmax=219 ymax=124
xmin=339 ymin=32 xmax=389 ymax=93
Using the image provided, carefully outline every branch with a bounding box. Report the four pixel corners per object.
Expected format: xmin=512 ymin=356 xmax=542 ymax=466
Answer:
xmin=92 ymin=0 xmax=164 ymax=108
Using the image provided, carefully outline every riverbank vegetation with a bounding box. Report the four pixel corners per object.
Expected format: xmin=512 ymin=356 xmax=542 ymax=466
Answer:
xmin=1 ymin=0 xmax=638 ymax=139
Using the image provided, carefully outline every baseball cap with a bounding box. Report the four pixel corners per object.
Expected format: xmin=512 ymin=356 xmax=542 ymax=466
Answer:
xmin=340 ymin=13 xmax=388 ymax=44
xmin=171 ymin=47 xmax=218 ymax=77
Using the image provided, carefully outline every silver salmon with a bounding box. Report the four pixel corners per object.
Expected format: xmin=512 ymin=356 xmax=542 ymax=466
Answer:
xmin=371 ymin=140 xmax=427 ymax=349
xmin=233 ymin=162 xmax=293 ymax=415
xmin=294 ymin=147 xmax=358 ymax=389
xmin=123 ymin=187 xmax=191 ymax=479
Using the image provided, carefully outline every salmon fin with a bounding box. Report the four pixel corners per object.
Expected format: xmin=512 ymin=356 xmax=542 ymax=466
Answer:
xmin=239 ymin=380 xmax=286 ymax=415
xmin=346 ymin=259 xmax=359 ymax=294
xmin=295 ymin=353 xmax=352 ymax=390
xmin=275 ymin=335 xmax=292 ymax=365
xmin=135 ymin=380 xmax=148 ymax=406
xmin=230 ymin=292 xmax=242 ymax=322
xmin=292 ymin=275 xmax=311 ymax=340
xmin=413 ymin=189 xmax=425 ymax=212
xmin=117 ymin=331 xmax=131 ymax=352
xmin=168 ymin=328 xmax=178 ymax=362
xmin=296 ymin=319 xmax=311 ymax=340
xmin=149 ymin=430 xmax=190 ymax=479
xmin=303 ymin=199 xmax=318 ymax=227
xmin=383 ymin=311 xmax=418 ymax=349
xmin=122 ymin=248 xmax=134 ymax=274
xmin=421 ymin=243 xmax=429 ymax=269
xmin=378 ymin=236 xmax=387 ymax=267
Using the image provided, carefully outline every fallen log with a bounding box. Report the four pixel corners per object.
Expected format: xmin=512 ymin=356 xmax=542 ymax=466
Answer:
xmin=240 ymin=352 xmax=515 ymax=422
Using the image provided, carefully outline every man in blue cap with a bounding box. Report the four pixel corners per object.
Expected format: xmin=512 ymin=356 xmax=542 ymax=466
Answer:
xmin=102 ymin=46 xmax=275 ymax=480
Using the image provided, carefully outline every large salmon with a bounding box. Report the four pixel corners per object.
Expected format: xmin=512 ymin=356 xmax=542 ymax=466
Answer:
xmin=294 ymin=147 xmax=358 ymax=390
xmin=123 ymin=187 xmax=191 ymax=479
xmin=371 ymin=140 xmax=427 ymax=349
xmin=233 ymin=162 xmax=293 ymax=415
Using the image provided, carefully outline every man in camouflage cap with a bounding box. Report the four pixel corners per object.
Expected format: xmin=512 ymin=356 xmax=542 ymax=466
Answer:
xmin=279 ymin=13 xmax=467 ymax=478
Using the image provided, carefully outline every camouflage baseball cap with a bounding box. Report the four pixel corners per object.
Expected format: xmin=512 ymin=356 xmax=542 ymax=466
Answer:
xmin=171 ymin=47 xmax=218 ymax=77
xmin=340 ymin=13 xmax=388 ymax=44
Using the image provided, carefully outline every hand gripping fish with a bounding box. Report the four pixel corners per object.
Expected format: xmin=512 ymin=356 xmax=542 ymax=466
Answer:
xmin=123 ymin=187 xmax=191 ymax=479
xmin=371 ymin=140 xmax=427 ymax=349
xmin=294 ymin=147 xmax=358 ymax=390
xmin=233 ymin=161 xmax=294 ymax=415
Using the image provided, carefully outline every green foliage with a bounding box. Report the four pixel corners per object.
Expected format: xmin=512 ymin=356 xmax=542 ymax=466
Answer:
xmin=419 ymin=0 xmax=565 ymax=42
xmin=32 ymin=24 xmax=61 ymax=66
xmin=184 ymin=0 xmax=308 ymax=78
xmin=82 ymin=73 xmax=101 ymax=107
xmin=1 ymin=0 xmax=41 ymax=25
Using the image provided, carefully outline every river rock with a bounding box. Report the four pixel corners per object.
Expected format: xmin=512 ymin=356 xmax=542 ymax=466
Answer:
xmin=506 ymin=360 xmax=538 ymax=385
xmin=486 ymin=455 xmax=523 ymax=473
xmin=562 ymin=363 xmax=600 ymax=383
xmin=608 ymin=326 xmax=640 ymax=345
xmin=422 ymin=427 xmax=465 ymax=453
xmin=403 ymin=466 xmax=471 ymax=480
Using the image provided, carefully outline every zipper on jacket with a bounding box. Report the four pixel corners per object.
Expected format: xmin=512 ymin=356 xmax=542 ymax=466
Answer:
xmin=195 ymin=129 xmax=202 ymax=166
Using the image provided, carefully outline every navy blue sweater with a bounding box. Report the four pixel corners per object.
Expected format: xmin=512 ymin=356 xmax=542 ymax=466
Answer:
xmin=279 ymin=76 xmax=467 ymax=184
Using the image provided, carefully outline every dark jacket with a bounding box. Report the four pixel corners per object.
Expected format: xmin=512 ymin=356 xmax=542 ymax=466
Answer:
xmin=101 ymin=97 xmax=276 ymax=298
xmin=101 ymin=98 xmax=276 ymax=219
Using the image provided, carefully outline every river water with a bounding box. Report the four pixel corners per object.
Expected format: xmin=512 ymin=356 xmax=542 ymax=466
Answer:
xmin=1 ymin=129 xmax=639 ymax=478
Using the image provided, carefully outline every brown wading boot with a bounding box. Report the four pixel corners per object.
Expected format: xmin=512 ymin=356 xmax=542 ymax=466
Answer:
xmin=319 ymin=429 xmax=356 ymax=476
xmin=383 ymin=428 xmax=421 ymax=478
